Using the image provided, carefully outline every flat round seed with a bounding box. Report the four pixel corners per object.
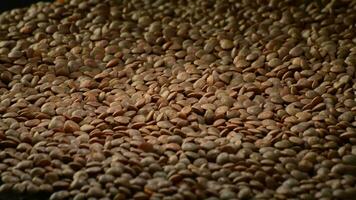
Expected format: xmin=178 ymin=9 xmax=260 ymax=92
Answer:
xmin=220 ymin=39 xmax=234 ymax=50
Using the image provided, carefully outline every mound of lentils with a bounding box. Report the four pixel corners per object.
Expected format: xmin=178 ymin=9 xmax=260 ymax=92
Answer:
xmin=0 ymin=0 xmax=355 ymax=199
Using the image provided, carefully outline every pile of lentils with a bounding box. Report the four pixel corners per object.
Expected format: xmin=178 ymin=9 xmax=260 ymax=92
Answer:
xmin=0 ymin=0 xmax=355 ymax=199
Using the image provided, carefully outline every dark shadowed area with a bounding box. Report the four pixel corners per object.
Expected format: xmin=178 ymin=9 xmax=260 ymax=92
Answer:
xmin=0 ymin=191 xmax=51 ymax=200
xmin=0 ymin=0 xmax=53 ymax=13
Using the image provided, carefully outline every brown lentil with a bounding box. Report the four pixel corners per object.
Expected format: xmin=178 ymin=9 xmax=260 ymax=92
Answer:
xmin=0 ymin=0 xmax=355 ymax=199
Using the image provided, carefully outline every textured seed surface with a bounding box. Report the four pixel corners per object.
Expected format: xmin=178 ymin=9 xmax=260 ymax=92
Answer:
xmin=0 ymin=0 xmax=355 ymax=200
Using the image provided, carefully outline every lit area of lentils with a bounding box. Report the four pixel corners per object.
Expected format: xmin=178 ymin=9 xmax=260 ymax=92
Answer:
xmin=0 ymin=0 xmax=355 ymax=199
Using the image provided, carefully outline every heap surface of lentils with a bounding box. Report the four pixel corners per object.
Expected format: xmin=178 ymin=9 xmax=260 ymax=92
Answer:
xmin=0 ymin=0 xmax=356 ymax=199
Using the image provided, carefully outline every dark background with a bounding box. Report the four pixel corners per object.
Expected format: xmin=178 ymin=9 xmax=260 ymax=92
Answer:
xmin=0 ymin=0 xmax=52 ymax=13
